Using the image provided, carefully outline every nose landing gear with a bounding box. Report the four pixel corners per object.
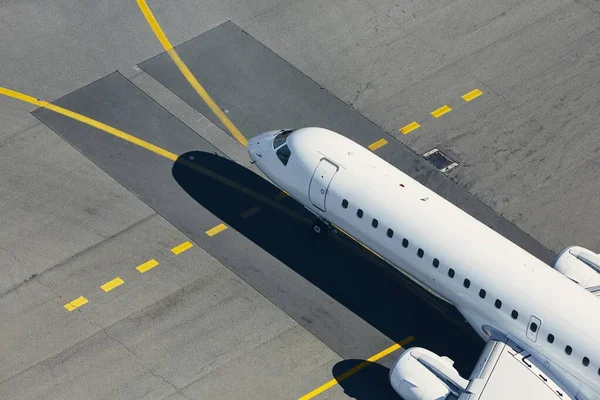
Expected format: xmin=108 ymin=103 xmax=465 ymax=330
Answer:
xmin=312 ymin=219 xmax=338 ymax=235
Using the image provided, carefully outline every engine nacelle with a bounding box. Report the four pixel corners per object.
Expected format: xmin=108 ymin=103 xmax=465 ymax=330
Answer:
xmin=552 ymin=246 xmax=600 ymax=289
xmin=389 ymin=347 xmax=468 ymax=400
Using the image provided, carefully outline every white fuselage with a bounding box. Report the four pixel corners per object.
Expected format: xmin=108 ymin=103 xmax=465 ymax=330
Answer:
xmin=247 ymin=127 xmax=600 ymax=398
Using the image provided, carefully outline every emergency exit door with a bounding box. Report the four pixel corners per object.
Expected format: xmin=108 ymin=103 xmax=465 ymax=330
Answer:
xmin=527 ymin=315 xmax=542 ymax=342
xmin=309 ymin=159 xmax=338 ymax=212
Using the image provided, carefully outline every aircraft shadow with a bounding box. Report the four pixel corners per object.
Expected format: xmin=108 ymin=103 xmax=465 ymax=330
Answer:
xmin=172 ymin=151 xmax=484 ymax=375
xmin=333 ymin=360 xmax=398 ymax=399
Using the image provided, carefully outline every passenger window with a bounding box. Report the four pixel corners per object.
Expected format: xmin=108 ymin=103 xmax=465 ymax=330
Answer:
xmin=273 ymin=129 xmax=294 ymax=148
xmin=372 ymin=219 xmax=378 ymax=228
xmin=387 ymin=228 xmax=393 ymax=238
xmin=511 ymin=310 xmax=518 ymax=319
xmin=448 ymin=269 xmax=455 ymax=278
xmin=463 ymin=278 xmax=470 ymax=288
xmin=583 ymin=357 xmax=590 ymax=367
xmin=342 ymin=199 xmax=348 ymax=209
xmin=479 ymin=289 xmax=486 ymax=299
xmin=357 ymin=209 xmax=363 ymax=218
xmin=565 ymin=346 xmax=572 ymax=355
xmin=432 ymin=258 xmax=439 ymax=268
xmin=402 ymin=238 xmax=409 ymax=248
xmin=494 ymin=299 xmax=502 ymax=309
xmin=276 ymin=144 xmax=291 ymax=166
xmin=547 ymin=334 xmax=554 ymax=343
xmin=530 ymin=322 xmax=538 ymax=333
xmin=417 ymin=248 xmax=424 ymax=258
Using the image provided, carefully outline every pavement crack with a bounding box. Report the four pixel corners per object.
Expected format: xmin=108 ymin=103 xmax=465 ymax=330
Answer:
xmin=78 ymin=313 xmax=190 ymax=400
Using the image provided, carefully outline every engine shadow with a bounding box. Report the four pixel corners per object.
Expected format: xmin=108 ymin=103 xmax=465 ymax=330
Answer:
xmin=172 ymin=151 xmax=484 ymax=375
xmin=332 ymin=359 xmax=398 ymax=399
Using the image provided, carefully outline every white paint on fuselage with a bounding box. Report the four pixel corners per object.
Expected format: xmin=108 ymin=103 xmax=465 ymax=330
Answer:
xmin=248 ymin=127 xmax=600 ymax=398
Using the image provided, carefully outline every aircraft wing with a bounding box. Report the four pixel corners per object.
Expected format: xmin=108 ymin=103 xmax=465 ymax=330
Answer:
xmin=459 ymin=339 xmax=575 ymax=400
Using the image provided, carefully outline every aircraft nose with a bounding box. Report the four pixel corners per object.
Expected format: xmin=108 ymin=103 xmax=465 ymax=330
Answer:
xmin=248 ymin=130 xmax=279 ymax=162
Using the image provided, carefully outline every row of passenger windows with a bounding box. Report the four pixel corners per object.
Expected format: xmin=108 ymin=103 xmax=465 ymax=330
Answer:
xmin=340 ymin=198 xmax=599 ymax=375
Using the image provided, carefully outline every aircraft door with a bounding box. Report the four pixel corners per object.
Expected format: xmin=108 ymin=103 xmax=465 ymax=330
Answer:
xmin=526 ymin=315 xmax=542 ymax=342
xmin=308 ymin=159 xmax=339 ymax=212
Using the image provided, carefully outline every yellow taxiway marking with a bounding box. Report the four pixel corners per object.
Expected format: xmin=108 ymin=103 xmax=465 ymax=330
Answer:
xmin=136 ymin=0 xmax=248 ymax=147
xmin=431 ymin=105 xmax=452 ymax=118
xmin=101 ymin=277 xmax=124 ymax=292
xmin=64 ymin=296 xmax=89 ymax=311
xmin=136 ymin=259 xmax=159 ymax=273
xmin=206 ymin=223 xmax=228 ymax=237
xmin=241 ymin=206 xmax=260 ymax=218
xmin=0 ymin=87 xmax=179 ymax=162
xmin=274 ymin=191 xmax=289 ymax=201
xmin=462 ymin=88 xmax=483 ymax=102
xmin=367 ymin=138 xmax=388 ymax=151
xmin=298 ymin=336 xmax=415 ymax=400
xmin=399 ymin=121 xmax=420 ymax=135
xmin=171 ymin=241 xmax=193 ymax=255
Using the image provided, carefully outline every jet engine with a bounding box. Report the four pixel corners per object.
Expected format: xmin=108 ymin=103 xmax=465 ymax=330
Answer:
xmin=389 ymin=347 xmax=468 ymax=400
xmin=552 ymin=246 xmax=600 ymax=291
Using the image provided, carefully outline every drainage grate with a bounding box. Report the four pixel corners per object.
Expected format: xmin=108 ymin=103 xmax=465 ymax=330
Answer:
xmin=423 ymin=148 xmax=458 ymax=173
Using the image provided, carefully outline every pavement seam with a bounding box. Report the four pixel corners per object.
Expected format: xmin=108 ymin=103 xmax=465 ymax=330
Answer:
xmin=0 ymin=212 xmax=157 ymax=301
xmin=79 ymin=314 xmax=190 ymax=399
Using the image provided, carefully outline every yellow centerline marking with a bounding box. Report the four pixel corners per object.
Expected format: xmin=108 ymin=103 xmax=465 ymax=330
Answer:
xmin=462 ymin=88 xmax=483 ymax=102
xmin=206 ymin=223 xmax=228 ymax=237
xmin=0 ymin=87 xmax=179 ymax=161
xmin=367 ymin=138 xmax=388 ymax=151
xmin=431 ymin=105 xmax=452 ymax=118
xmin=171 ymin=241 xmax=193 ymax=255
xmin=298 ymin=336 xmax=415 ymax=400
xmin=136 ymin=0 xmax=248 ymax=147
xmin=136 ymin=259 xmax=159 ymax=273
xmin=101 ymin=277 xmax=125 ymax=292
xmin=64 ymin=296 xmax=89 ymax=311
xmin=399 ymin=121 xmax=420 ymax=135
xmin=274 ymin=191 xmax=289 ymax=201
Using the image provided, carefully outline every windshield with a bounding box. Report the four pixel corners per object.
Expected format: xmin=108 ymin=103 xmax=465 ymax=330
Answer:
xmin=273 ymin=129 xmax=294 ymax=149
xmin=276 ymin=144 xmax=291 ymax=166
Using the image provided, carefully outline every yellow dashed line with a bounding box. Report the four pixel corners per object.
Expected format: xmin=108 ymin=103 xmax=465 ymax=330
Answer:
xmin=136 ymin=0 xmax=248 ymax=147
xmin=206 ymin=223 xmax=228 ymax=237
xmin=462 ymin=88 xmax=483 ymax=102
xmin=64 ymin=296 xmax=89 ymax=312
xmin=399 ymin=121 xmax=420 ymax=135
xmin=171 ymin=241 xmax=193 ymax=255
xmin=101 ymin=277 xmax=124 ymax=292
xmin=241 ymin=206 xmax=260 ymax=218
xmin=367 ymin=138 xmax=388 ymax=151
xmin=298 ymin=336 xmax=415 ymax=400
xmin=274 ymin=191 xmax=289 ymax=201
xmin=136 ymin=259 xmax=159 ymax=273
xmin=431 ymin=105 xmax=452 ymax=118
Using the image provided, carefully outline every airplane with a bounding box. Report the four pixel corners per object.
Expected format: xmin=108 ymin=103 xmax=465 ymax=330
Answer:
xmin=247 ymin=127 xmax=600 ymax=400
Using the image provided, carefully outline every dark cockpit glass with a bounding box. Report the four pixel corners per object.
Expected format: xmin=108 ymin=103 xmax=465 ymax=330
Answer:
xmin=273 ymin=129 xmax=294 ymax=149
xmin=276 ymin=144 xmax=291 ymax=166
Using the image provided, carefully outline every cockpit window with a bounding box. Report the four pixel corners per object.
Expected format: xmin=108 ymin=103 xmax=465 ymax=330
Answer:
xmin=276 ymin=144 xmax=291 ymax=166
xmin=273 ymin=129 xmax=294 ymax=149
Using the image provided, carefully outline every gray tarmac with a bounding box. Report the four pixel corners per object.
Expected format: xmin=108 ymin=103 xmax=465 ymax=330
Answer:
xmin=1 ymin=0 xmax=600 ymax=399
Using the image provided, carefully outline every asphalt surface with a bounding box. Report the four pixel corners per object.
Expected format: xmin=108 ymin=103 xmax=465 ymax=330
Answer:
xmin=1 ymin=0 xmax=600 ymax=399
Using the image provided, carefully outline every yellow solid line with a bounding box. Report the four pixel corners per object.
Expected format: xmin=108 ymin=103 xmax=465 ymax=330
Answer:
xmin=137 ymin=259 xmax=159 ymax=273
xmin=136 ymin=0 xmax=248 ymax=148
xmin=0 ymin=87 xmax=179 ymax=162
xmin=206 ymin=223 xmax=228 ymax=237
xmin=64 ymin=296 xmax=89 ymax=311
xmin=274 ymin=191 xmax=289 ymax=201
xmin=240 ymin=206 xmax=260 ymax=218
xmin=0 ymin=87 xmax=312 ymax=226
xmin=462 ymin=89 xmax=483 ymax=102
xmin=399 ymin=121 xmax=420 ymax=135
xmin=298 ymin=336 xmax=415 ymax=400
xmin=367 ymin=138 xmax=388 ymax=151
xmin=171 ymin=241 xmax=193 ymax=255
xmin=101 ymin=277 xmax=124 ymax=292
xmin=431 ymin=105 xmax=452 ymax=118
